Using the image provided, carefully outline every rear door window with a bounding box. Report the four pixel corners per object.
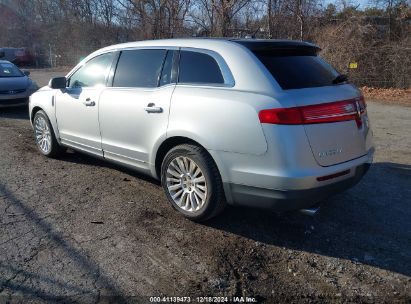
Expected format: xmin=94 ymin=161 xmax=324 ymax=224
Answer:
xmin=113 ymin=49 xmax=167 ymax=88
xmin=178 ymin=50 xmax=224 ymax=85
xmin=254 ymin=52 xmax=339 ymax=90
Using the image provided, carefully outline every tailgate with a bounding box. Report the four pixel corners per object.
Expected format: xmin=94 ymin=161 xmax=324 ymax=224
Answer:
xmin=249 ymin=45 xmax=373 ymax=167
xmin=287 ymin=85 xmax=371 ymax=167
xmin=304 ymin=118 xmax=369 ymax=166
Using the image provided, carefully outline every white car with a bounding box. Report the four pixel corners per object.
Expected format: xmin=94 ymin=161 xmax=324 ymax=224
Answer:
xmin=29 ymin=39 xmax=374 ymax=221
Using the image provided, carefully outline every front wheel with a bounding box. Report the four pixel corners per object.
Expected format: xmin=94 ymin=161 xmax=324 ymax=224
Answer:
xmin=161 ymin=144 xmax=226 ymax=221
xmin=33 ymin=110 xmax=63 ymax=158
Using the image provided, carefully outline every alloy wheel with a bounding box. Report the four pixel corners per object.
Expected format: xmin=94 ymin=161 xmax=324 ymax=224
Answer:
xmin=166 ymin=156 xmax=208 ymax=212
xmin=34 ymin=116 xmax=52 ymax=154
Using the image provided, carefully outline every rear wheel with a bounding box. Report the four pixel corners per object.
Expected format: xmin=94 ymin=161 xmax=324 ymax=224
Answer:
xmin=33 ymin=110 xmax=63 ymax=158
xmin=161 ymin=144 xmax=225 ymax=221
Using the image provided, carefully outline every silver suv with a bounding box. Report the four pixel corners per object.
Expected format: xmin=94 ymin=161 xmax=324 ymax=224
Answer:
xmin=29 ymin=39 xmax=374 ymax=221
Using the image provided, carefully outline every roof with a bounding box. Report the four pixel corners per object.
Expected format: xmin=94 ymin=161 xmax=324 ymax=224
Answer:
xmin=100 ymin=38 xmax=236 ymax=52
xmin=70 ymin=38 xmax=322 ymax=95
xmin=97 ymin=38 xmax=319 ymax=54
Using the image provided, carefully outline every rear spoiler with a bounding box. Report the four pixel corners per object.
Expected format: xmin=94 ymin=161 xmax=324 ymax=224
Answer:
xmin=232 ymin=39 xmax=321 ymax=56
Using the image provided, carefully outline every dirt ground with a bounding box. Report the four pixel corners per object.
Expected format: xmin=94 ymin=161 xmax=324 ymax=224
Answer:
xmin=0 ymin=71 xmax=410 ymax=303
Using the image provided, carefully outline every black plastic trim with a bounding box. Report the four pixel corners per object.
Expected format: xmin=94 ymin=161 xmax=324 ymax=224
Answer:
xmin=226 ymin=164 xmax=370 ymax=211
xmin=171 ymin=49 xmax=180 ymax=84
xmin=107 ymin=51 xmax=121 ymax=87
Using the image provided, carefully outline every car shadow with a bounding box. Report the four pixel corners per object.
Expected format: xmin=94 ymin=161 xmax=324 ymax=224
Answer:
xmin=204 ymin=162 xmax=411 ymax=277
xmin=56 ymin=150 xmax=411 ymax=278
xmin=0 ymin=106 xmax=29 ymax=120
xmin=47 ymin=149 xmax=411 ymax=277
xmin=58 ymin=149 xmax=161 ymax=186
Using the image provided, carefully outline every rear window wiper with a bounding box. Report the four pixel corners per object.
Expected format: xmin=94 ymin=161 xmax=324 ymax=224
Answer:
xmin=332 ymin=74 xmax=348 ymax=84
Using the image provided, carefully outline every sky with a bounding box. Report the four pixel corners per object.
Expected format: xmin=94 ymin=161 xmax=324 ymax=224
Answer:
xmin=323 ymin=0 xmax=373 ymax=9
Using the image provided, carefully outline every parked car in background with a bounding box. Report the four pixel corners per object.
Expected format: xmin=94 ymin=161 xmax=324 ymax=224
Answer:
xmin=0 ymin=47 xmax=35 ymax=66
xmin=0 ymin=60 xmax=38 ymax=107
xmin=29 ymin=38 xmax=374 ymax=221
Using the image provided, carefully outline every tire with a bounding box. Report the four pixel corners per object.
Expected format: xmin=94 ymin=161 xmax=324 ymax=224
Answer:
xmin=161 ymin=144 xmax=226 ymax=221
xmin=33 ymin=110 xmax=63 ymax=158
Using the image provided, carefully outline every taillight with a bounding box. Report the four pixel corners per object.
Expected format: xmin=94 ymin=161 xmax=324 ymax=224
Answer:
xmin=259 ymin=107 xmax=303 ymax=124
xmin=259 ymin=96 xmax=366 ymax=128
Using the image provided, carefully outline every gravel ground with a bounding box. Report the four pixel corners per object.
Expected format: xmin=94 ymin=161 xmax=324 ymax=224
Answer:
xmin=0 ymin=80 xmax=410 ymax=302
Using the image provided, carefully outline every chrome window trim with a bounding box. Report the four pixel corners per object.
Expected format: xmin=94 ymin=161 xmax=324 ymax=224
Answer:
xmin=103 ymin=83 xmax=176 ymax=92
xmin=177 ymin=47 xmax=235 ymax=88
xmin=67 ymin=46 xmax=178 ymax=80
xmin=66 ymin=46 xmax=235 ymax=89
xmin=119 ymin=46 xmax=180 ymax=51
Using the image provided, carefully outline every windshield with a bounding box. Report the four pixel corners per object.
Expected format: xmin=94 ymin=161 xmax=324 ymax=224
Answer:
xmin=253 ymin=52 xmax=340 ymax=90
xmin=0 ymin=62 xmax=24 ymax=77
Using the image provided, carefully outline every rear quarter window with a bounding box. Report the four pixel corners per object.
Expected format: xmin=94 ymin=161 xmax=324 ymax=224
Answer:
xmin=254 ymin=52 xmax=339 ymax=90
xmin=178 ymin=50 xmax=224 ymax=85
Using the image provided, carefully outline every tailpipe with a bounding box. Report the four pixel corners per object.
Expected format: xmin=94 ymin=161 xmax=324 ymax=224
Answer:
xmin=299 ymin=205 xmax=320 ymax=216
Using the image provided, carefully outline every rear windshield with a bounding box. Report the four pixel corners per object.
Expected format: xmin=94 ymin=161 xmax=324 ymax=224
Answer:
xmin=253 ymin=52 xmax=339 ymax=90
xmin=0 ymin=62 xmax=23 ymax=77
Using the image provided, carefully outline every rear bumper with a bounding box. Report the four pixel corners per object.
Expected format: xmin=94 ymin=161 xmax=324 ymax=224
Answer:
xmin=225 ymin=163 xmax=370 ymax=211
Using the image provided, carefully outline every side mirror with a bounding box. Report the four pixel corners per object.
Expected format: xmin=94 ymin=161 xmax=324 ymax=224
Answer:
xmin=49 ymin=77 xmax=66 ymax=89
xmin=23 ymin=70 xmax=30 ymax=76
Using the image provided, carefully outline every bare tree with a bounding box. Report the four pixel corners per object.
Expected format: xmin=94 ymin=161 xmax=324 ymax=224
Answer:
xmin=117 ymin=0 xmax=191 ymax=38
xmin=283 ymin=0 xmax=320 ymax=40
xmin=1 ymin=0 xmax=409 ymax=88
xmin=189 ymin=0 xmax=253 ymax=36
xmin=372 ymin=0 xmax=405 ymax=40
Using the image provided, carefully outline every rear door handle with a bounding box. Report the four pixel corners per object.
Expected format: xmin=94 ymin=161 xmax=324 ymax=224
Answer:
xmin=144 ymin=103 xmax=163 ymax=113
xmin=83 ymin=98 xmax=95 ymax=107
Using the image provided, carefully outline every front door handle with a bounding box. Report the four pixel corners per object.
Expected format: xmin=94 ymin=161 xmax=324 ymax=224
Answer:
xmin=83 ymin=98 xmax=95 ymax=107
xmin=144 ymin=103 xmax=163 ymax=113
